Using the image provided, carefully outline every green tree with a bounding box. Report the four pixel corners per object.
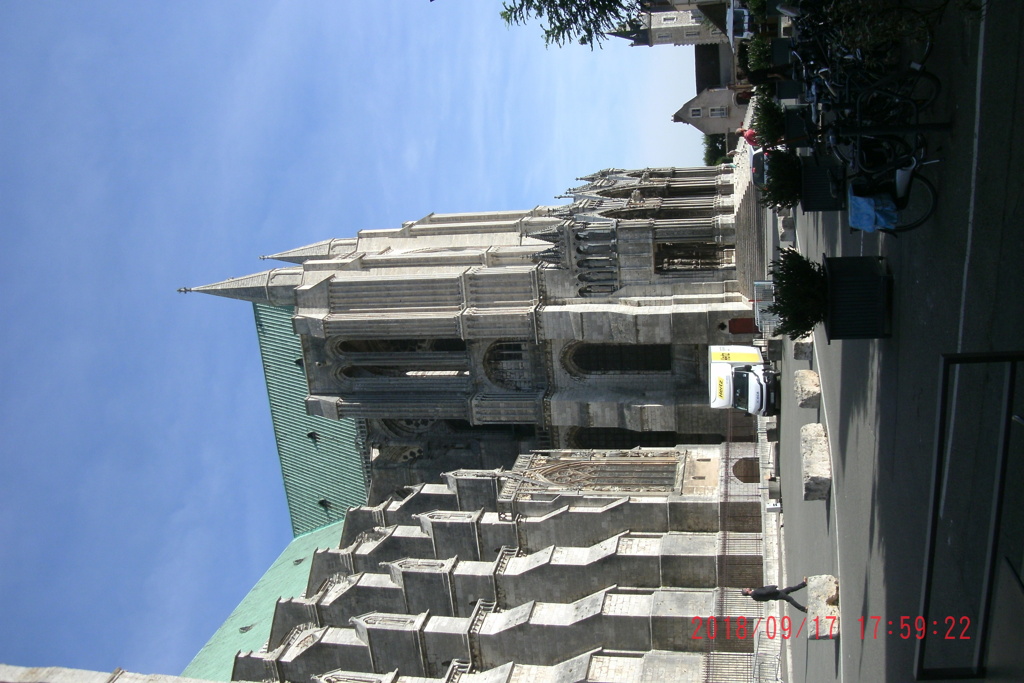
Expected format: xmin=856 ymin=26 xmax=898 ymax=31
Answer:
xmin=751 ymin=95 xmax=785 ymax=147
xmin=500 ymin=0 xmax=643 ymax=48
xmin=766 ymin=248 xmax=828 ymax=339
xmin=703 ymin=134 xmax=728 ymax=166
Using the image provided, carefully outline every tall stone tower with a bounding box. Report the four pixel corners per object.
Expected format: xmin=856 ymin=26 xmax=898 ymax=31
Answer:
xmin=195 ymin=165 xmax=754 ymax=502
xmin=188 ymin=165 xmax=773 ymax=683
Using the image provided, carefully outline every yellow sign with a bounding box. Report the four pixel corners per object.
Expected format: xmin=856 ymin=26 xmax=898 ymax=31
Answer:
xmin=711 ymin=350 xmax=762 ymax=363
xmin=717 ymin=377 xmax=725 ymax=399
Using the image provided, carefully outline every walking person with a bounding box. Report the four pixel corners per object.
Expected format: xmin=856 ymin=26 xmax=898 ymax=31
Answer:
xmin=742 ymin=578 xmax=808 ymax=612
xmin=736 ymin=127 xmax=760 ymax=147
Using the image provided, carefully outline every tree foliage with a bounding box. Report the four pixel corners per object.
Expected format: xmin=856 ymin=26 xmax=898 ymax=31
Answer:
xmin=501 ymin=0 xmax=643 ymax=48
xmin=746 ymin=35 xmax=772 ymax=70
xmin=766 ymin=248 xmax=829 ymax=339
xmin=746 ymin=0 xmax=769 ymax=21
xmin=758 ymin=149 xmax=802 ymax=210
xmin=751 ymin=95 xmax=785 ymax=147
xmin=703 ymin=134 xmax=728 ymax=166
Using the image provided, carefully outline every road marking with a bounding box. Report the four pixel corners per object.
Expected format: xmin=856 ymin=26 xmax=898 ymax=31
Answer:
xmin=956 ymin=10 xmax=987 ymax=353
xmin=943 ymin=2 xmax=988 ymax=519
xmin=811 ymin=334 xmax=844 ymax=682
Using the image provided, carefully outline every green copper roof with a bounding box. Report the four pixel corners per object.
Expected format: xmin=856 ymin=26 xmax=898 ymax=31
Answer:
xmin=183 ymin=306 xmax=367 ymax=680
xmin=181 ymin=520 xmax=345 ymax=681
xmin=252 ymin=303 xmax=368 ymax=536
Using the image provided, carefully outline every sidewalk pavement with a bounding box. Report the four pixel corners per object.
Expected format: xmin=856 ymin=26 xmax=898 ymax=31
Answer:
xmin=760 ymin=2 xmax=1024 ymax=681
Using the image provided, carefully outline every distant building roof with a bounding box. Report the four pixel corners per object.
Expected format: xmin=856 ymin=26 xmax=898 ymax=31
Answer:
xmin=253 ymin=303 xmax=368 ymax=537
xmin=695 ymin=43 xmax=723 ymax=92
xmin=699 ymin=2 xmax=729 ymax=35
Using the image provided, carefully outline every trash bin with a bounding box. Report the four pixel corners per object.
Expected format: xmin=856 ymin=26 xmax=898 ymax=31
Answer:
xmin=799 ymin=156 xmax=846 ymax=212
xmin=823 ymin=256 xmax=893 ymax=340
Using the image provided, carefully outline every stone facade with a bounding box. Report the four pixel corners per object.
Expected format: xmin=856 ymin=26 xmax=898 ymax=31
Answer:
xmin=613 ymin=8 xmax=726 ymax=47
xmin=190 ymin=166 xmax=769 ymax=682
xmin=195 ymin=166 xmax=759 ymax=502
xmin=233 ymin=447 xmax=766 ymax=682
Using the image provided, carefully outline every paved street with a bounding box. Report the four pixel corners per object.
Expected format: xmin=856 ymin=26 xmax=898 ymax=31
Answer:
xmin=767 ymin=1 xmax=1024 ymax=681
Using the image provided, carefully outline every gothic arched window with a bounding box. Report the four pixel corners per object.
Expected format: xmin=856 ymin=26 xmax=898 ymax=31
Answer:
xmin=732 ymin=457 xmax=760 ymax=483
xmin=570 ymin=428 xmax=679 ymax=449
xmin=565 ymin=343 xmax=672 ymax=375
xmin=655 ymin=242 xmax=735 ymax=273
xmin=578 ymin=284 xmax=618 ymax=297
xmin=576 ymin=243 xmax=615 ymax=255
xmin=537 ymin=459 xmax=678 ymax=490
xmin=328 ymin=338 xmax=466 ymax=356
xmin=568 ymin=428 xmax=724 ymax=449
xmin=483 ymin=341 xmax=536 ymax=391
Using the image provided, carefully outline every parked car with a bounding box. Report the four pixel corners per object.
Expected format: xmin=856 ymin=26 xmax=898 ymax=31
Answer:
xmin=750 ymin=147 xmax=767 ymax=190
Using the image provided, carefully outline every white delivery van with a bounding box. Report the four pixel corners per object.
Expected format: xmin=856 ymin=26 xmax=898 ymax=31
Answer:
xmin=708 ymin=345 xmax=779 ymax=417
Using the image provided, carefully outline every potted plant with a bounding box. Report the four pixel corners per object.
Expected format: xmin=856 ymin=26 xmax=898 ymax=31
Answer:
xmin=767 ymin=248 xmax=893 ymax=340
xmin=747 ymin=34 xmax=772 ymax=70
xmin=758 ymin=149 xmax=802 ymax=210
xmin=751 ymin=95 xmax=785 ymax=146
xmin=766 ymin=248 xmax=828 ymax=339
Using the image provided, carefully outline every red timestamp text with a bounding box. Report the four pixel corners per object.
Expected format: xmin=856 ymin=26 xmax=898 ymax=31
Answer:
xmin=857 ymin=615 xmax=972 ymax=640
xmin=690 ymin=615 xmax=835 ymax=640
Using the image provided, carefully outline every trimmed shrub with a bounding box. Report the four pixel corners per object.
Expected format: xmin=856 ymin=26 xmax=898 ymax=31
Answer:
xmin=747 ymin=35 xmax=772 ymax=70
xmin=752 ymin=95 xmax=785 ymax=147
xmin=758 ymin=149 xmax=802 ymax=210
xmin=766 ymin=248 xmax=829 ymax=339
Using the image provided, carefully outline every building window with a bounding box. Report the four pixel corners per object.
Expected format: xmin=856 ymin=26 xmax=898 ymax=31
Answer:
xmin=484 ymin=341 xmax=536 ymax=391
xmin=689 ymin=108 xmax=702 ymax=118
xmin=328 ymin=338 xmax=466 ymax=355
xmin=569 ymin=428 xmax=723 ymax=449
xmin=564 ymin=343 xmax=672 ymax=375
xmin=733 ymin=457 xmax=760 ymax=483
xmin=578 ymin=284 xmax=618 ymax=297
xmin=656 ymin=32 xmax=673 ymax=41
xmin=538 ymin=459 xmax=678 ymax=489
xmin=709 ymin=106 xmax=728 ymax=118
xmin=685 ymin=28 xmax=700 ymax=37
xmin=655 ymin=243 xmax=735 ymax=273
xmin=570 ymin=428 xmax=679 ymax=449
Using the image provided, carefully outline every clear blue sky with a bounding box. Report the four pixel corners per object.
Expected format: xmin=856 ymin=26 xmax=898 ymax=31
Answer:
xmin=0 ymin=0 xmax=700 ymax=676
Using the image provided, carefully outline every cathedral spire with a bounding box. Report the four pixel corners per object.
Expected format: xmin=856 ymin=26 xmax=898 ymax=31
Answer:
xmin=261 ymin=238 xmax=358 ymax=264
xmin=529 ymin=228 xmax=563 ymax=244
xmin=185 ymin=267 xmax=303 ymax=306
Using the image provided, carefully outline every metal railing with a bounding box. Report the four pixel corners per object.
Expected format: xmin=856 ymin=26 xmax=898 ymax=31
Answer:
xmin=753 ymin=281 xmax=779 ymax=338
xmin=752 ymin=627 xmax=782 ymax=682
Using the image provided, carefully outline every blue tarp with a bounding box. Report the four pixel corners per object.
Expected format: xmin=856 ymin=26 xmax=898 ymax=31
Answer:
xmin=848 ymin=183 xmax=897 ymax=232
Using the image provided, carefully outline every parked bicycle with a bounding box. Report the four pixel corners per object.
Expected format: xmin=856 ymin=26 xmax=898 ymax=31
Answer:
xmin=843 ymin=134 xmax=938 ymax=234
